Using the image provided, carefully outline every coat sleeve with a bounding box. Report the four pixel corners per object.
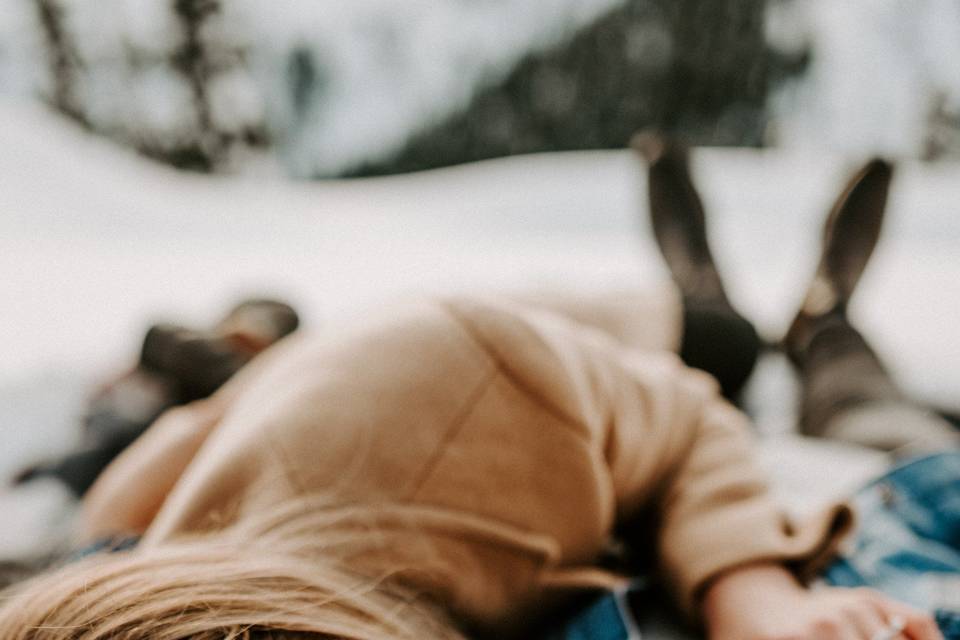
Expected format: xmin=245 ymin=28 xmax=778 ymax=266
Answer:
xmin=80 ymin=334 xmax=300 ymax=543
xmin=79 ymin=398 xmax=224 ymax=542
xmin=617 ymin=357 xmax=852 ymax=615
xmin=440 ymin=295 xmax=852 ymax=618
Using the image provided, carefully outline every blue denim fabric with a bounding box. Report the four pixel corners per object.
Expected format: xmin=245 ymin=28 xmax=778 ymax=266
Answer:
xmin=549 ymin=452 xmax=960 ymax=639
xmin=542 ymin=592 xmax=630 ymax=640
xmin=820 ymin=451 xmax=960 ymax=639
xmin=542 ymin=586 xmax=645 ymax=640
xmin=70 ymin=535 xmax=140 ymax=562
xmin=73 ymin=455 xmax=960 ymax=638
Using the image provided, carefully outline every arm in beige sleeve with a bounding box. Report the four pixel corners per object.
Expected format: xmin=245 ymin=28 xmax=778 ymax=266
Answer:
xmin=78 ymin=398 xmax=225 ymax=543
xmin=422 ymin=296 xmax=849 ymax=618
xmin=76 ymin=333 xmax=299 ymax=543
xmin=610 ymin=357 xmax=851 ymax=618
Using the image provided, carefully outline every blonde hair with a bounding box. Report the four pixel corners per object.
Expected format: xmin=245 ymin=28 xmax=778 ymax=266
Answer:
xmin=0 ymin=501 xmax=467 ymax=640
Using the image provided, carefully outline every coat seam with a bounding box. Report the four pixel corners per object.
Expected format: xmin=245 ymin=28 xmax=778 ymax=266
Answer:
xmin=408 ymin=366 xmax=497 ymax=499
xmin=436 ymin=300 xmax=593 ymax=439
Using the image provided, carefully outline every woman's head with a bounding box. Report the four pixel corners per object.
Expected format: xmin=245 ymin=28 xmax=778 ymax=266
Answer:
xmin=0 ymin=540 xmax=465 ymax=640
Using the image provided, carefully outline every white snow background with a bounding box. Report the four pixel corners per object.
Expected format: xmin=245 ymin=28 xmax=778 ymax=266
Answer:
xmin=768 ymin=0 xmax=960 ymax=156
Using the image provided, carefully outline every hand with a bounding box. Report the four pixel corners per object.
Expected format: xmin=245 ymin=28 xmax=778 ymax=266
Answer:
xmin=702 ymin=563 xmax=943 ymax=640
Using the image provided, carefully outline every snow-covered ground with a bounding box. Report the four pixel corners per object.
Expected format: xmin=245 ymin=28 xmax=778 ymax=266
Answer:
xmin=2 ymin=98 xmax=959 ymax=556
xmin=768 ymin=0 xmax=960 ymax=157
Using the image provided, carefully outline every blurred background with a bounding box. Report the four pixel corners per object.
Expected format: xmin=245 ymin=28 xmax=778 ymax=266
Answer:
xmin=3 ymin=0 xmax=960 ymax=176
xmin=2 ymin=0 xmax=960 ymax=556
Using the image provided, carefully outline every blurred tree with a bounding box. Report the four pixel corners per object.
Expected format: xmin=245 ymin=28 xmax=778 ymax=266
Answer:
xmin=27 ymin=0 xmax=807 ymax=176
xmin=350 ymin=0 xmax=808 ymax=176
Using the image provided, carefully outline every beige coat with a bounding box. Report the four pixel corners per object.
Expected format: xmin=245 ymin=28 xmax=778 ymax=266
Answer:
xmin=95 ymin=289 xmax=850 ymax=634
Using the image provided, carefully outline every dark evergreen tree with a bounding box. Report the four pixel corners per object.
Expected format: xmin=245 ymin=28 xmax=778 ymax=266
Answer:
xmin=351 ymin=0 xmax=808 ymax=176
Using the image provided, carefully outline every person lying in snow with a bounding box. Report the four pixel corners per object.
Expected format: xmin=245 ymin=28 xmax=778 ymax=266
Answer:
xmin=0 ymin=140 xmax=955 ymax=640
xmin=546 ymin=138 xmax=960 ymax=639
xmin=12 ymin=299 xmax=299 ymax=497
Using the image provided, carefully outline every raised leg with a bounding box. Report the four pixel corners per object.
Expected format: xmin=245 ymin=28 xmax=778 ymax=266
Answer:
xmin=785 ymin=159 xmax=959 ymax=456
xmin=634 ymin=133 xmax=760 ymax=401
xmin=795 ymin=313 xmax=958 ymax=456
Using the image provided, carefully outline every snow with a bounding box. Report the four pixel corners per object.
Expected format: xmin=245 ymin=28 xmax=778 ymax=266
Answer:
xmin=1 ymin=8 xmax=958 ymax=632
xmin=2 ymin=99 xmax=960 ymax=556
xmin=231 ymin=0 xmax=630 ymax=175
xmin=768 ymin=0 xmax=960 ymax=156
xmin=6 ymin=1 xmax=960 ymax=173
xmin=0 ymin=0 xmax=632 ymax=175
xmin=0 ymin=1 xmax=50 ymax=97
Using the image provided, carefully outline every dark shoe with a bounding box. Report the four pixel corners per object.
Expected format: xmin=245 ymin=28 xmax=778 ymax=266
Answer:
xmin=631 ymin=132 xmax=728 ymax=304
xmin=818 ymin=158 xmax=893 ymax=301
xmin=140 ymin=299 xmax=300 ymax=399
xmin=216 ymin=298 xmax=300 ymax=350
xmin=140 ymin=325 xmax=247 ymax=399
xmin=13 ymin=299 xmax=300 ymax=496
xmin=784 ymin=159 xmax=893 ymax=364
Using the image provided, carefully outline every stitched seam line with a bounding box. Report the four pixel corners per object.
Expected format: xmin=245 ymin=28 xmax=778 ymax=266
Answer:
xmin=408 ymin=366 xmax=497 ymax=498
xmin=438 ymin=300 xmax=592 ymax=438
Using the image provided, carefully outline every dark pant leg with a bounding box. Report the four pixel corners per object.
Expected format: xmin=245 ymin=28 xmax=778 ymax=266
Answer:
xmin=678 ymin=298 xmax=760 ymax=402
xmin=937 ymin=409 xmax=960 ymax=430
xmin=798 ymin=316 xmax=959 ymax=456
xmin=799 ymin=318 xmax=902 ymax=432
